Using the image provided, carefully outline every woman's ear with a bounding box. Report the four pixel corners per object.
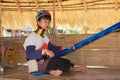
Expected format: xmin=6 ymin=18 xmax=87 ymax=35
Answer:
xmin=37 ymin=21 xmax=40 ymax=26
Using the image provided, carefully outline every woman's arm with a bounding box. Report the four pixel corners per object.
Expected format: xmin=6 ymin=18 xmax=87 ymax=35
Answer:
xmin=48 ymin=42 xmax=63 ymax=55
xmin=26 ymin=45 xmax=43 ymax=60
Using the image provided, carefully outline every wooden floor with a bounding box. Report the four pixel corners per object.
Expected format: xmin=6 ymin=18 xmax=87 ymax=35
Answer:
xmin=0 ymin=65 xmax=120 ymax=80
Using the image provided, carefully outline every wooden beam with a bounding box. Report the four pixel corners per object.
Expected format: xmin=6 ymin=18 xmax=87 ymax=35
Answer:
xmin=35 ymin=0 xmax=40 ymax=10
xmin=2 ymin=6 xmax=118 ymax=12
xmin=113 ymin=0 xmax=119 ymax=10
xmin=82 ymin=0 xmax=87 ymax=11
xmin=1 ymin=0 xmax=120 ymax=12
xmin=15 ymin=0 xmax=21 ymax=12
xmin=57 ymin=0 xmax=62 ymax=11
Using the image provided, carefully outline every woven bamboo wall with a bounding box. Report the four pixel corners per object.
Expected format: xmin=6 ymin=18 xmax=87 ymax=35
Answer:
xmin=0 ymin=32 xmax=120 ymax=68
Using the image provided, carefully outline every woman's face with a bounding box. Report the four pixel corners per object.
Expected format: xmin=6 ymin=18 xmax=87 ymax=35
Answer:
xmin=37 ymin=17 xmax=50 ymax=29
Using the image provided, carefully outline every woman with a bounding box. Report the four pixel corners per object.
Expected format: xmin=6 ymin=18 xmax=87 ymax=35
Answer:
xmin=23 ymin=10 xmax=86 ymax=76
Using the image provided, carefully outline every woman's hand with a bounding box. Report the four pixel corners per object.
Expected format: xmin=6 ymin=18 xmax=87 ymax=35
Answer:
xmin=44 ymin=49 xmax=54 ymax=58
xmin=61 ymin=46 xmax=66 ymax=50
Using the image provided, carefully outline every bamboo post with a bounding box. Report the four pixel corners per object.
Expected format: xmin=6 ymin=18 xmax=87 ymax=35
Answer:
xmin=0 ymin=1 xmax=2 ymax=37
xmin=0 ymin=43 xmax=4 ymax=77
xmin=1 ymin=43 xmax=4 ymax=66
xmin=52 ymin=0 xmax=56 ymax=45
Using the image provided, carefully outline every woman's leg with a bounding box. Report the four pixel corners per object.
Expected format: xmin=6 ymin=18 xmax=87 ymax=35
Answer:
xmin=49 ymin=66 xmax=87 ymax=76
xmin=46 ymin=58 xmax=73 ymax=76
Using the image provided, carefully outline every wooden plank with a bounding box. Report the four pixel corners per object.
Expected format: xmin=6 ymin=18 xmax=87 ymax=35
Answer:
xmin=65 ymin=49 xmax=120 ymax=67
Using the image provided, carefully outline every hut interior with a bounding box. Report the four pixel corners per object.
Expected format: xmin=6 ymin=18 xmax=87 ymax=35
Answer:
xmin=0 ymin=0 xmax=120 ymax=80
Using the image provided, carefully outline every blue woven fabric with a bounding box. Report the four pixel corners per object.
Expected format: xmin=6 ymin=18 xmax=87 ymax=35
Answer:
xmin=55 ymin=22 xmax=120 ymax=58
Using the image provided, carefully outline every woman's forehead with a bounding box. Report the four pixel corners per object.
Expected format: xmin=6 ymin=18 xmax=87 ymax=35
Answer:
xmin=40 ymin=17 xmax=51 ymax=21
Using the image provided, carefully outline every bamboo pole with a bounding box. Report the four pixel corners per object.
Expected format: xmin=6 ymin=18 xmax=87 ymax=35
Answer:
xmin=1 ymin=43 xmax=4 ymax=66
xmin=52 ymin=0 xmax=56 ymax=45
xmin=114 ymin=0 xmax=119 ymax=10
xmin=0 ymin=1 xmax=2 ymax=37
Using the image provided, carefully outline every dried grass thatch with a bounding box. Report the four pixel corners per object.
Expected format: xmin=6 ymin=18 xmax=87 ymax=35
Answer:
xmin=2 ymin=10 xmax=120 ymax=32
xmin=1 ymin=0 xmax=120 ymax=33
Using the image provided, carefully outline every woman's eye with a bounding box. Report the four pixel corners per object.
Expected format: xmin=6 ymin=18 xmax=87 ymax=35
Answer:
xmin=44 ymin=20 xmax=50 ymax=24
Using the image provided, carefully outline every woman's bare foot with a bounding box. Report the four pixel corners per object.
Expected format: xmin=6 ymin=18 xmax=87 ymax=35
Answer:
xmin=70 ymin=66 xmax=87 ymax=72
xmin=49 ymin=70 xmax=63 ymax=76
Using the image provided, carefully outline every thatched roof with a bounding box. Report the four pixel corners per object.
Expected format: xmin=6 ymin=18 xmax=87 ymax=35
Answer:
xmin=0 ymin=0 xmax=120 ymax=33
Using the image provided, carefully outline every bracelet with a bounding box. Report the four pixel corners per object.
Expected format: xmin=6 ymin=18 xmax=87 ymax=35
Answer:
xmin=72 ymin=46 xmax=75 ymax=50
